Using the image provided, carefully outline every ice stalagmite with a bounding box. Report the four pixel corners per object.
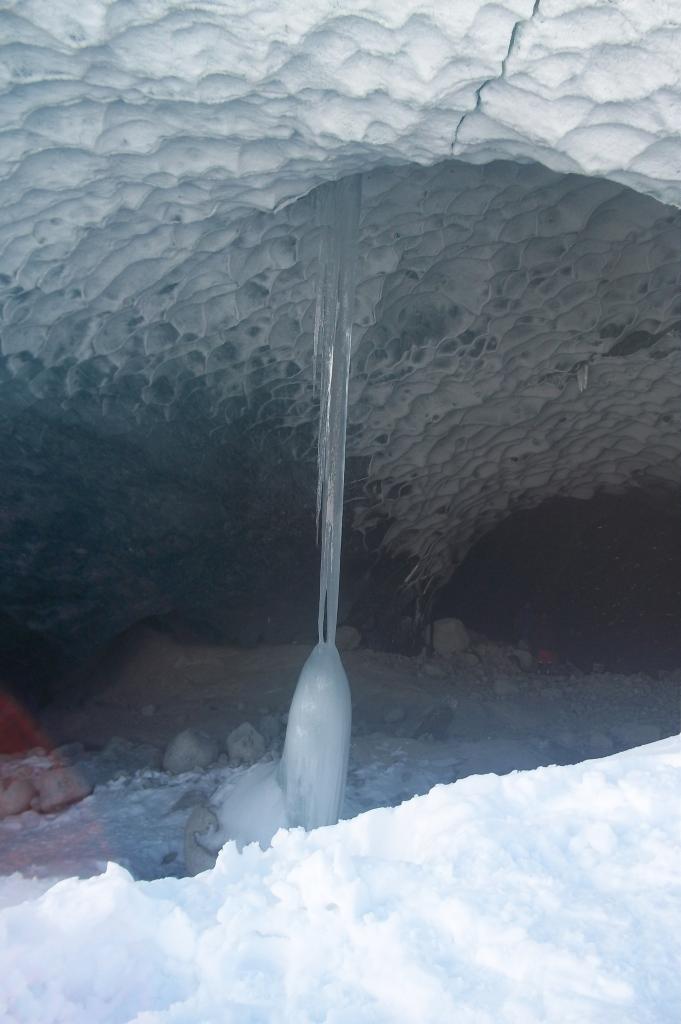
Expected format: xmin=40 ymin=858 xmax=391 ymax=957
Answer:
xmin=184 ymin=176 xmax=361 ymax=868
xmin=279 ymin=175 xmax=361 ymax=829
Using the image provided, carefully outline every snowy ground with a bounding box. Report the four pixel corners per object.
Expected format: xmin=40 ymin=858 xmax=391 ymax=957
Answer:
xmin=1 ymin=735 xmax=679 ymax=1024
xmin=1 ymin=631 xmax=680 ymax=1022
xmin=1 ymin=628 xmax=679 ymax=882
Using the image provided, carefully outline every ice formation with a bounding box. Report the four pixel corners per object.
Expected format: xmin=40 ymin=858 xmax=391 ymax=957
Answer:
xmin=280 ymin=176 xmax=360 ymax=830
xmin=186 ymin=177 xmax=360 ymax=862
xmin=0 ymin=3 xmax=679 ymax=645
xmin=281 ymin=641 xmax=352 ymax=830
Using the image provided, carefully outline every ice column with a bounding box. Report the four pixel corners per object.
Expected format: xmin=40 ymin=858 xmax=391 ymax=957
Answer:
xmin=279 ymin=176 xmax=362 ymax=830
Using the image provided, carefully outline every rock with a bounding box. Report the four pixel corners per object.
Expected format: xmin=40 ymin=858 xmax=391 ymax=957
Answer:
xmin=432 ymin=618 xmax=470 ymax=656
xmin=163 ymin=729 xmax=219 ymax=774
xmin=141 ymin=704 xmax=156 ymax=717
xmin=0 ymin=777 xmax=36 ymax=818
xmin=226 ymin=723 xmax=266 ymax=766
xmin=512 ymin=648 xmax=534 ymax=672
xmin=34 ymin=767 xmax=92 ymax=813
xmin=184 ymin=803 xmax=220 ymax=876
xmin=384 ymin=706 xmax=405 ymax=725
xmin=612 ymin=723 xmax=661 ymax=748
xmin=336 ymin=625 xmax=361 ymax=651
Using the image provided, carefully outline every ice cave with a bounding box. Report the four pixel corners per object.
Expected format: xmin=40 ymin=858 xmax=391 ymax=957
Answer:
xmin=0 ymin=2 xmax=680 ymax=1022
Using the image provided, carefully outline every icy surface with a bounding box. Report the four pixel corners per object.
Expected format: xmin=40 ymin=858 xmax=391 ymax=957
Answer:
xmin=281 ymin=643 xmax=352 ymax=829
xmin=2 ymin=157 xmax=679 ymax=630
xmin=0 ymin=5 xmax=679 ymax=631
xmin=1 ymin=736 xmax=680 ymax=1023
xmin=278 ymin=177 xmax=359 ymax=831
xmin=198 ymin=177 xmax=360 ymax=850
xmin=313 ymin=175 xmax=361 ymax=647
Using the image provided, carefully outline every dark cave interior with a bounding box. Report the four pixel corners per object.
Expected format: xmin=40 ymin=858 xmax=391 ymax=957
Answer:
xmin=436 ymin=489 xmax=681 ymax=674
xmin=1 ymin=159 xmax=680 ymax=751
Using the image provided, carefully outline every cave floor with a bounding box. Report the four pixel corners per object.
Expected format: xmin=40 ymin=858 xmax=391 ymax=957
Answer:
xmin=1 ymin=626 xmax=679 ymax=884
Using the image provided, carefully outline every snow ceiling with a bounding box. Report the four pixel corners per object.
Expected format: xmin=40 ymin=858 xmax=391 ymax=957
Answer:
xmin=1 ymin=0 xmax=680 ymax=639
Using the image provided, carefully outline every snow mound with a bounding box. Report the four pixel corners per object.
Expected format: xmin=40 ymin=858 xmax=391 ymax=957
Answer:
xmin=1 ymin=736 xmax=679 ymax=1023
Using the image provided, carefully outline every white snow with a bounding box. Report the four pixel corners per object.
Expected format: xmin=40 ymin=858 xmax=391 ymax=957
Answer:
xmin=1 ymin=736 xmax=679 ymax=1023
xmin=1 ymin=5 xmax=680 ymax=582
xmin=1 ymin=1 xmax=680 ymax=333
xmin=1 ymin=3 xmax=680 ymax=1018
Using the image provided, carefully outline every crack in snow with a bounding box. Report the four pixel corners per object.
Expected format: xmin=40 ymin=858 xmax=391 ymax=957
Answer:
xmin=451 ymin=0 xmax=542 ymax=155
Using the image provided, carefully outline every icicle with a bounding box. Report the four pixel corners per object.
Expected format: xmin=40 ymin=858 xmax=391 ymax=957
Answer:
xmin=186 ymin=176 xmax=361 ymax=862
xmin=312 ymin=175 xmax=361 ymax=644
xmin=280 ymin=174 xmax=361 ymax=829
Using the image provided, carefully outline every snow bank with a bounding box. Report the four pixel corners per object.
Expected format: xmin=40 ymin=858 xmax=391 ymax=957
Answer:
xmin=1 ymin=736 xmax=679 ymax=1023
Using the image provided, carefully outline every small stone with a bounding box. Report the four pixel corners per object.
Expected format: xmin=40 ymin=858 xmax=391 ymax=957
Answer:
xmin=163 ymin=729 xmax=219 ymax=774
xmin=432 ymin=618 xmax=470 ymax=656
xmin=384 ymin=706 xmax=405 ymax=724
xmin=226 ymin=723 xmax=266 ymax=766
xmin=141 ymin=704 xmax=156 ymax=717
xmin=34 ymin=768 xmax=92 ymax=813
xmin=336 ymin=625 xmax=361 ymax=651
xmin=0 ymin=777 xmax=36 ymax=819
xmin=184 ymin=803 xmax=220 ymax=876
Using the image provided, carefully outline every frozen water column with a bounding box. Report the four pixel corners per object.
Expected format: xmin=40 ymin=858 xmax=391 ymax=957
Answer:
xmin=184 ymin=178 xmax=360 ymax=867
xmin=279 ymin=176 xmax=362 ymax=830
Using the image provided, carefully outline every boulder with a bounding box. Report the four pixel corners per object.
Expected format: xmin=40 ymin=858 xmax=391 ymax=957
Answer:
xmin=34 ymin=767 xmax=92 ymax=813
xmin=163 ymin=729 xmax=219 ymax=774
xmin=184 ymin=803 xmax=220 ymax=876
xmin=226 ymin=723 xmax=266 ymax=766
xmin=0 ymin=777 xmax=36 ymax=818
xmin=432 ymin=618 xmax=470 ymax=656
